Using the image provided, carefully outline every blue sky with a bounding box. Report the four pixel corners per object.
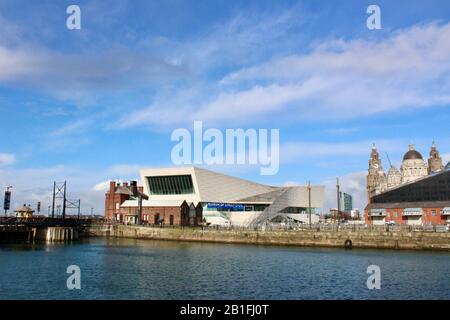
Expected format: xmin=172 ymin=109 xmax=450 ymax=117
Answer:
xmin=1 ymin=0 xmax=450 ymax=213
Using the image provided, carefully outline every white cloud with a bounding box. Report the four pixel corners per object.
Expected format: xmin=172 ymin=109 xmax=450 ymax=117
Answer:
xmin=322 ymin=171 xmax=368 ymax=213
xmin=92 ymin=180 xmax=111 ymax=192
xmin=122 ymin=22 xmax=450 ymax=129
xmin=280 ymin=139 xmax=404 ymax=164
xmin=0 ymin=6 xmax=304 ymax=107
xmin=0 ymin=153 xmax=15 ymax=166
xmin=0 ymin=45 xmax=188 ymax=102
xmin=50 ymin=118 xmax=95 ymax=137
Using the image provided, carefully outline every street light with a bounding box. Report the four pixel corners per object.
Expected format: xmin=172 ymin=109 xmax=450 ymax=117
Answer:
xmin=308 ymin=181 xmax=312 ymax=228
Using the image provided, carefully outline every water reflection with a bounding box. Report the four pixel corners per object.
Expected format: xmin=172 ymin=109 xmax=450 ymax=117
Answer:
xmin=0 ymin=238 xmax=449 ymax=300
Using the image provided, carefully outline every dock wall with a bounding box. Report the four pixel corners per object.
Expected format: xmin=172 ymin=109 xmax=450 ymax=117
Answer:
xmin=86 ymin=224 xmax=450 ymax=251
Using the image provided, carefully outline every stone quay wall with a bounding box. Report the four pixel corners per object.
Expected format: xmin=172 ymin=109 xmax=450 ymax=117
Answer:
xmin=85 ymin=224 xmax=450 ymax=251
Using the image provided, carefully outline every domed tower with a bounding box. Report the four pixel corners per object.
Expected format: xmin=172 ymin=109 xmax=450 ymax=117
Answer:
xmin=428 ymin=141 xmax=444 ymax=174
xmin=401 ymin=144 xmax=428 ymax=184
xmin=367 ymin=144 xmax=387 ymax=200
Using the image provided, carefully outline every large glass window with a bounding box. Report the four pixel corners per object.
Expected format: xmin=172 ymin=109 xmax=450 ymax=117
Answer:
xmin=147 ymin=175 xmax=194 ymax=195
xmin=372 ymin=171 xmax=450 ymax=204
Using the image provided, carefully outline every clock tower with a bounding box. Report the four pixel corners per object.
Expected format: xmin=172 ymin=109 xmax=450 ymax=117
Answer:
xmin=428 ymin=141 xmax=444 ymax=174
xmin=367 ymin=144 xmax=386 ymax=202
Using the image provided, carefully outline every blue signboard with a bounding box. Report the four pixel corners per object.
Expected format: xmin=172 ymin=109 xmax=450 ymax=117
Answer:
xmin=207 ymin=203 xmax=245 ymax=211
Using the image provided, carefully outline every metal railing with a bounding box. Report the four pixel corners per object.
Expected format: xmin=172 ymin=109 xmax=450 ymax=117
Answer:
xmin=99 ymin=220 xmax=450 ymax=233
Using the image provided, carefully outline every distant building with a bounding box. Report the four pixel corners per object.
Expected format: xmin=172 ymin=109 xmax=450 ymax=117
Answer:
xmin=367 ymin=142 xmax=445 ymax=199
xmin=365 ymin=169 xmax=450 ymax=226
xmin=15 ymin=204 xmax=34 ymax=218
xmin=339 ymin=192 xmax=353 ymax=212
xmin=350 ymin=209 xmax=360 ymax=220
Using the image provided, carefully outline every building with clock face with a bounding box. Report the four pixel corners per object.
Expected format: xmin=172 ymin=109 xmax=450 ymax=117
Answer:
xmin=367 ymin=142 xmax=445 ymax=200
xmin=365 ymin=142 xmax=450 ymax=226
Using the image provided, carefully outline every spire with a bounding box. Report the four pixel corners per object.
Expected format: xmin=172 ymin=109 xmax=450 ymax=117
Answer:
xmin=372 ymin=143 xmax=376 ymax=150
xmin=409 ymin=144 xmax=415 ymax=151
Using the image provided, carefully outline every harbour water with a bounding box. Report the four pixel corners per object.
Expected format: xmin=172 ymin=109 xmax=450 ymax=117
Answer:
xmin=0 ymin=238 xmax=449 ymax=300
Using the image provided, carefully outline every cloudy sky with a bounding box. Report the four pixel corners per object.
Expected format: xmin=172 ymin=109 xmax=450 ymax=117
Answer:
xmin=1 ymin=0 xmax=450 ymax=214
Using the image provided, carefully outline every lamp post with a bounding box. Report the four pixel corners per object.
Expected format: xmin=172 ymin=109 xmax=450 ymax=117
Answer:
xmin=336 ymin=177 xmax=341 ymax=225
xmin=308 ymin=181 xmax=312 ymax=228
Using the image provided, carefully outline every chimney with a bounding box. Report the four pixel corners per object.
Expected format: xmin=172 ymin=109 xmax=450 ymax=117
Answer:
xmin=109 ymin=181 xmax=116 ymax=193
xmin=123 ymin=182 xmax=129 ymax=188
xmin=130 ymin=180 xmax=138 ymax=195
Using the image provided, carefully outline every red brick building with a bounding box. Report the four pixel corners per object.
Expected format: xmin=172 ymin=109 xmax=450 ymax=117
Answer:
xmin=105 ymin=181 xmax=135 ymax=221
xmin=365 ymin=202 xmax=450 ymax=226
xmin=105 ymin=180 xmax=203 ymax=226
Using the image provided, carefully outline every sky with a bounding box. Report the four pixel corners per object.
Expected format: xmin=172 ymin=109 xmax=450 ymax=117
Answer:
xmin=1 ymin=0 xmax=450 ymax=215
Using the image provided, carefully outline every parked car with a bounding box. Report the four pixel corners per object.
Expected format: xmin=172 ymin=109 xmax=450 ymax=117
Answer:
xmin=386 ymin=221 xmax=396 ymax=226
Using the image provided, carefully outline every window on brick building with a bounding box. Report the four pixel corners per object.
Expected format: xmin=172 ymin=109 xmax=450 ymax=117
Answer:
xmin=431 ymin=210 xmax=436 ymax=216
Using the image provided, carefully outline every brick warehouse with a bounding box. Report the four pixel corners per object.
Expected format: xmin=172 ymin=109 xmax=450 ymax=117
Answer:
xmin=105 ymin=180 xmax=203 ymax=226
xmin=365 ymin=168 xmax=450 ymax=225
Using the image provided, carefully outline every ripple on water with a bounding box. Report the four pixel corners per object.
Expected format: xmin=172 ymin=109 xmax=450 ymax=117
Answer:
xmin=0 ymin=238 xmax=450 ymax=300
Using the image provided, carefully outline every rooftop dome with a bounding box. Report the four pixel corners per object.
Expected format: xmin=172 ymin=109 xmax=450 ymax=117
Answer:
xmin=403 ymin=144 xmax=423 ymax=161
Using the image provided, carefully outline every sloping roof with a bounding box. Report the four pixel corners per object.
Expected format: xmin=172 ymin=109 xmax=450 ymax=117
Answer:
xmin=193 ymin=167 xmax=276 ymax=203
xmin=14 ymin=205 xmax=34 ymax=212
xmin=115 ymin=185 xmax=133 ymax=196
xmin=237 ymin=187 xmax=289 ymax=203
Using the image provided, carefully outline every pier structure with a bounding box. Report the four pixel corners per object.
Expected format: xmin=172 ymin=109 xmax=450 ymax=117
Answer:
xmin=0 ymin=217 xmax=90 ymax=242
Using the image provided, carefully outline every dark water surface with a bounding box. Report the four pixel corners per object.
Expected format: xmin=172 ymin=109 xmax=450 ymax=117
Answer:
xmin=0 ymin=237 xmax=449 ymax=300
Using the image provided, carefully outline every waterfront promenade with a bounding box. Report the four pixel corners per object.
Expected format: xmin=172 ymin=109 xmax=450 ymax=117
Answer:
xmin=85 ymin=223 xmax=450 ymax=251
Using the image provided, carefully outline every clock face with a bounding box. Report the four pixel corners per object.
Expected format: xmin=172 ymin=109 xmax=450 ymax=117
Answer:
xmin=373 ymin=163 xmax=379 ymax=169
